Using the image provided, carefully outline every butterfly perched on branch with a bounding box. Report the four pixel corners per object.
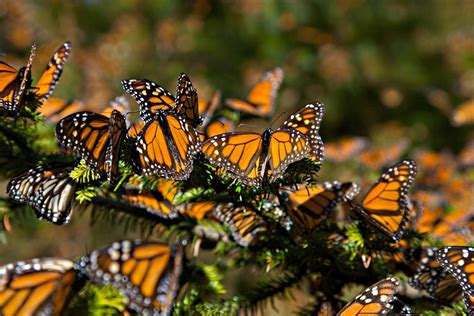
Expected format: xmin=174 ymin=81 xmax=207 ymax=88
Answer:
xmin=76 ymin=239 xmax=184 ymax=315
xmin=202 ymin=103 xmax=324 ymax=186
xmin=0 ymin=258 xmax=81 ymax=316
xmin=122 ymin=74 xmax=201 ymax=179
xmin=347 ymin=159 xmax=417 ymax=242
xmin=225 ymin=67 xmax=283 ymax=118
xmin=279 ymin=181 xmax=360 ymax=234
xmin=56 ymin=109 xmax=127 ymax=183
xmin=0 ymin=43 xmax=36 ymax=112
xmin=7 ymin=163 xmax=78 ymax=224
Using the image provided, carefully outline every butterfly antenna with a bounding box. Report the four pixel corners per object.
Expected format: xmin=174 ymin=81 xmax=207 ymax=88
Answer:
xmin=269 ymin=111 xmax=288 ymax=129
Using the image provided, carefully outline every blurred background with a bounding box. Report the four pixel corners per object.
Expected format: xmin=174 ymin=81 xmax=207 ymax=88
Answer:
xmin=0 ymin=0 xmax=473 ymax=313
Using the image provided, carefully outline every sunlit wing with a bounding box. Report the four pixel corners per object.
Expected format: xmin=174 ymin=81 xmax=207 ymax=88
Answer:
xmin=7 ymin=164 xmax=77 ymax=224
xmin=281 ymin=102 xmax=324 ymax=162
xmin=34 ymin=41 xmax=71 ymax=103
xmin=268 ymin=129 xmax=308 ymax=180
xmin=225 ymin=67 xmax=283 ymax=117
xmin=122 ymin=79 xmax=174 ymax=122
xmin=38 ymin=97 xmax=83 ymax=124
xmin=178 ymin=201 xmax=215 ymax=220
xmin=76 ymin=240 xmax=184 ymax=315
xmin=122 ymin=189 xmax=178 ymax=218
xmin=0 ymin=258 xmax=78 ymax=316
xmin=349 ymin=159 xmax=417 ymax=242
xmin=133 ymin=113 xmax=201 ymax=180
xmin=337 ymin=277 xmax=400 ymax=315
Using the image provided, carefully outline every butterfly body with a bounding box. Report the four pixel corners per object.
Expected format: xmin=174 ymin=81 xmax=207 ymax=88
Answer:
xmin=201 ymin=103 xmax=325 ymax=186
xmin=133 ymin=110 xmax=201 ymax=179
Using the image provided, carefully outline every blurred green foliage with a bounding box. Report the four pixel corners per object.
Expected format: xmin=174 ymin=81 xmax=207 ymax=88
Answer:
xmin=1 ymin=0 xmax=472 ymax=151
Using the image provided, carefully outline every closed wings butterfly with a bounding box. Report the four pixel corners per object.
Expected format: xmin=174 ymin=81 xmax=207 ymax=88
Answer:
xmin=76 ymin=240 xmax=184 ymax=315
xmin=122 ymin=72 xmax=200 ymax=126
xmin=337 ymin=277 xmax=400 ymax=315
xmin=56 ymin=109 xmax=126 ymax=183
xmin=347 ymin=159 xmax=417 ymax=242
xmin=33 ymin=41 xmax=71 ymax=103
xmin=201 ymin=103 xmax=324 ymax=186
xmin=122 ymin=76 xmax=201 ymax=179
xmin=225 ymin=67 xmax=283 ymax=118
xmin=436 ymin=247 xmax=474 ymax=314
xmin=280 ymin=181 xmax=360 ymax=233
xmin=0 ymin=43 xmax=35 ymax=111
xmin=7 ymin=163 xmax=78 ymax=224
xmin=409 ymin=248 xmax=462 ymax=303
xmin=214 ymin=203 xmax=267 ymax=247
xmin=122 ymin=180 xmax=179 ymax=218
xmin=0 ymin=258 xmax=79 ymax=316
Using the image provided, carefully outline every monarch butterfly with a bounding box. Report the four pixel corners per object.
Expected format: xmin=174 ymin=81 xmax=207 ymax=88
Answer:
xmin=337 ymin=277 xmax=400 ymax=315
xmin=409 ymin=248 xmax=462 ymax=303
xmin=178 ymin=201 xmax=215 ymax=220
xmin=76 ymin=240 xmax=184 ymax=315
xmin=225 ymin=67 xmax=283 ymax=118
xmin=33 ymin=41 xmax=71 ymax=104
xmin=100 ymin=95 xmax=130 ymax=118
xmin=201 ymin=117 xmax=235 ymax=140
xmin=122 ymin=180 xmax=179 ymax=219
xmin=0 ymin=43 xmax=35 ymax=111
xmin=122 ymin=73 xmax=200 ymax=125
xmin=56 ymin=109 xmax=127 ymax=183
xmin=38 ymin=97 xmax=84 ymax=124
xmin=174 ymin=73 xmax=201 ymax=127
xmin=7 ymin=163 xmax=78 ymax=224
xmin=436 ymin=247 xmax=474 ymax=311
xmin=347 ymin=159 xmax=417 ymax=242
xmin=201 ymin=103 xmax=325 ymax=186
xmin=324 ymin=137 xmax=368 ymax=162
xmin=358 ymin=141 xmax=408 ymax=170
xmin=214 ymin=203 xmax=267 ymax=247
xmin=451 ymin=99 xmax=474 ymax=126
xmin=128 ymin=120 xmax=145 ymax=138
xmin=279 ymin=181 xmax=360 ymax=233
xmin=122 ymin=78 xmax=202 ymax=179
xmin=0 ymin=258 xmax=80 ymax=316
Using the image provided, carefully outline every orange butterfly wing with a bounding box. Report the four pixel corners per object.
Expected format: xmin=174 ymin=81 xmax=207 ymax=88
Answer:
xmin=0 ymin=258 xmax=78 ymax=316
xmin=77 ymin=240 xmax=184 ymax=315
xmin=349 ymin=159 xmax=417 ymax=242
xmin=337 ymin=277 xmax=400 ymax=315
xmin=225 ymin=67 xmax=283 ymax=117
xmin=34 ymin=41 xmax=71 ymax=103
xmin=281 ymin=102 xmax=324 ymax=162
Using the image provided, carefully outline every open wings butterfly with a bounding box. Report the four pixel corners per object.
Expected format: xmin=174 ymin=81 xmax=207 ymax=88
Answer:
xmin=76 ymin=240 xmax=184 ymax=315
xmin=56 ymin=109 xmax=126 ymax=183
xmin=0 ymin=43 xmax=35 ymax=111
xmin=7 ymin=163 xmax=78 ymax=224
xmin=280 ymin=181 xmax=359 ymax=233
xmin=201 ymin=103 xmax=324 ymax=186
xmin=347 ymin=159 xmax=417 ymax=242
xmin=337 ymin=277 xmax=400 ymax=315
xmin=0 ymin=258 xmax=80 ymax=316
xmin=225 ymin=67 xmax=283 ymax=118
